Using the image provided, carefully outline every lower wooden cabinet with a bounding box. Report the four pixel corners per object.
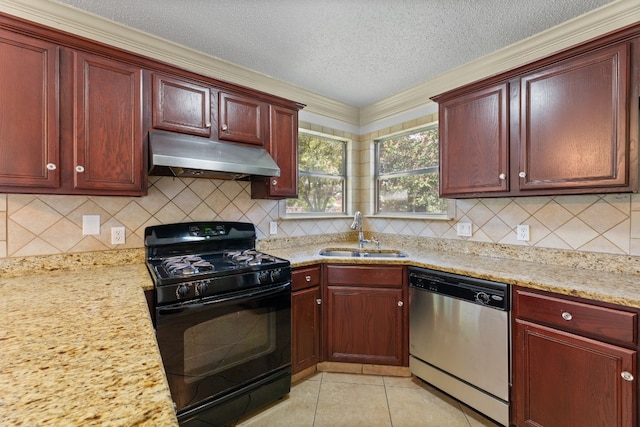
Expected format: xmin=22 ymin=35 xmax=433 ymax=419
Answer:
xmin=512 ymin=287 xmax=638 ymax=427
xmin=291 ymin=265 xmax=322 ymax=374
xmin=323 ymin=264 xmax=407 ymax=366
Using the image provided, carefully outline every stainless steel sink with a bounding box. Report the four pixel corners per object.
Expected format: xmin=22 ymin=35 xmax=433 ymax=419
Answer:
xmin=318 ymin=248 xmax=408 ymax=258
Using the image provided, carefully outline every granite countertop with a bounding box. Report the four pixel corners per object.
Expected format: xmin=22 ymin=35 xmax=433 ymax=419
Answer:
xmin=1 ymin=241 xmax=639 ymax=426
xmin=0 ymin=263 xmax=178 ymax=426
xmin=267 ymin=243 xmax=640 ymax=309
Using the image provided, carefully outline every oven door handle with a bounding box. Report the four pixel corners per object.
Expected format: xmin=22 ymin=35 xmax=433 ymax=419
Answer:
xmin=158 ymin=282 xmax=291 ymax=314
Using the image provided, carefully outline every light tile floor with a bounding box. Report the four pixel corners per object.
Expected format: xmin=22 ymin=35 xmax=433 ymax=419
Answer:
xmin=234 ymin=372 xmax=502 ymax=427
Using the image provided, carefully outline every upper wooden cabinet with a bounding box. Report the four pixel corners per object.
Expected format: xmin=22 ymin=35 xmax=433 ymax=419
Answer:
xmin=0 ymin=25 xmax=145 ymax=196
xmin=218 ymin=91 xmax=266 ymax=146
xmin=152 ymin=73 xmax=211 ymax=137
xmin=251 ymin=105 xmax=299 ymax=199
xmin=434 ymin=36 xmax=639 ymax=198
xmin=72 ymin=51 xmax=144 ymax=194
xmin=0 ymin=29 xmax=60 ymax=190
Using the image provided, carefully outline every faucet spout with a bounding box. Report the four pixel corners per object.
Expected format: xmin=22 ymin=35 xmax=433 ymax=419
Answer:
xmin=350 ymin=211 xmax=378 ymax=249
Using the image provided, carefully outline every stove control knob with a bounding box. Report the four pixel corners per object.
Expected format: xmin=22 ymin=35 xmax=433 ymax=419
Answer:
xmin=270 ymin=269 xmax=281 ymax=282
xmin=176 ymin=284 xmax=190 ymax=299
xmin=195 ymin=281 xmax=209 ymax=295
xmin=258 ymin=271 xmax=270 ymax=284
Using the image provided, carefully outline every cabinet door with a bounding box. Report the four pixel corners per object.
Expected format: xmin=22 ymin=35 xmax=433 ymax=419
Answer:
xmin=519 ymin=43 xmax=631 ymax=191
xmin=438 ymin=82 xmax=509 ymax=196
xmin=218 ymin=91 xmax=265 ymax=146
xmin=152 ymin=73 xmax=211 ymax=137
xmin=514 ymin=319 xmax=636 ymax=427
xmin=267 ymin=104 xmax=298 ymax=198
xmin=292 ymin=286 xmax=321 ymax=374
xmin=73 ymin=51 xmax=144 ymax=194
xmin=325 ymin=285 xmax=404 ymax=365
xmin=0 ymin=29 xmax=60 ymax=190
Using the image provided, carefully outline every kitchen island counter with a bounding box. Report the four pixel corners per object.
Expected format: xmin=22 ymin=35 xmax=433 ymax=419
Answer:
xmin=0 ymin=263 xmax=178 ymax=426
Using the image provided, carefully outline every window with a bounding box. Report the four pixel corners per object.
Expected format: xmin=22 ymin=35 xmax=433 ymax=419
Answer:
xmin=375 ymin=125 xmax=447 ymax=215
xmin=286 ymin=132 xmax=347 ymax=214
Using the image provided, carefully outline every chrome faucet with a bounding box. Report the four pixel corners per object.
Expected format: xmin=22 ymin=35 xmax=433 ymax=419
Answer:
xmin=350 ymin=211 xmax=379 ymax=249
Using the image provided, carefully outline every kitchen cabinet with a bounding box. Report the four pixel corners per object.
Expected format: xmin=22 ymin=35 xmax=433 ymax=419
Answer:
xmin=434 ymin=36 xmax=639 ymax=198
xmin=71 ymin=50 xmax=144 ymax=194
xmin=512 ymin=287 xmax=638 ymax=427
xmin=0 ymin=29 xmax=60 ymax=190
xmin=291 ymin=265 xmax=322 ymax=374
xmin=251 ymin=105 xmax=299 ymax=199
xmin=218 ymin=91 xmax=266 ymax=146
xmin=152 ymin=73 xmax=211 ymax=137
xmin=323 ymin=264 xmax=407 ymax=366
xmin=0 ymin=24 xmax=145 ymax=195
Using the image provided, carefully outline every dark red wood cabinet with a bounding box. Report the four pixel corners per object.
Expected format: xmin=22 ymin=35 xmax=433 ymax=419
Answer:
xmin=512 ymin=287 xmax=638 ymax=427
xmin=291 ymin=265 xmax=322 ymax=374
xmin=323 ymin=265 xmax=407 ymax=366
xmin=152 ymin=73 xmax=211 ymax=137
xmin=218 ymin=91 xmax=266 ymax=146
xmin=434 ymin=35 xmax=639 ymax=198
xmin=0 ymin=29 xmax=60 ymax=190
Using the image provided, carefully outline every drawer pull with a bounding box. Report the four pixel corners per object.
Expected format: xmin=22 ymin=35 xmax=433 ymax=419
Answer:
xmin=621 ymin=371 xmax=634 ymax=382
xmin=398 ymin=301 xmax=404 ymax=307
xmin=305 ymin=275 xmax=311 ymax=282
xmin=316 ymin=299 xmax=322 ymax=305
xmin=561 ymin=311 xmax=572 ymax=321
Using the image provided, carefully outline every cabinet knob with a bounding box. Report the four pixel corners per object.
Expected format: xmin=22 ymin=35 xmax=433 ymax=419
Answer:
xmin=621 ymin=371 xmax=634 ymax=382
xmin=305 ymin=275 xmax=311 ymax=282
xmin=206 ymin=122 xmax=211 ymax=128
xmin=272 ymin=179 xmax=278 ymax=186
xmin=316 ymin=299 xmax=322 ymax=305
xmin=398 ymin=301 xmax=404 ymax=307
xmin=499 ymin=173 xmax=506 ymax=180
xmin=561 ymin=311 xmax=572 ymax=321
xmin=518 ymin=171 xmax=526 ymax=178
xmin=75 ymin=165 xmax=85 ymax=173
xmin=46 ymin=163 xmax=57 ymax=171
xmin=221 ymin=124 xmax=228 ymax=131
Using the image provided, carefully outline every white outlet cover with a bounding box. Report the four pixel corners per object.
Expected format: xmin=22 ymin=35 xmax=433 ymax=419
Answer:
xmin=269 ymin=221 xmax=278 ymax=235
xmin=111 ymin=226 xmax=126 ymax=244
xmin=456 ymin=222 xmax=472 ymax=237
xmin=82 ymin=215 xmax=100 ymax=235
xmin=517 ymin=224 xmax=530 ymax=241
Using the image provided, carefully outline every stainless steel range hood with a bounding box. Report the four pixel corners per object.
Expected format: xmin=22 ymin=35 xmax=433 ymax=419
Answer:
xmin=148 ymin=131 xmax=280 ymax=180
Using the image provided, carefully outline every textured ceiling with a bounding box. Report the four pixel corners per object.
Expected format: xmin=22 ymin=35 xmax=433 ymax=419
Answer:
xmin=53 ymin=0 xmax=613 ymax=108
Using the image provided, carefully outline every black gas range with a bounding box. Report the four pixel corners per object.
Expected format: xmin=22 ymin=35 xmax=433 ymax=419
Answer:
xmin=144 ymin=221 xmax=292 ymax=426
xmin=145 ymin=221 xmax=291 ymax=305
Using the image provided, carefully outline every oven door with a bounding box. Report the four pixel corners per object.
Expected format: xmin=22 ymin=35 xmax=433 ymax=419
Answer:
xmin=155 ymin=282 xmax=291 ymax=414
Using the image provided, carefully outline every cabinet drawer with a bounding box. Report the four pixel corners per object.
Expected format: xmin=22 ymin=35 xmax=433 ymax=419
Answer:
xmin=515 ymin=289 xmax=637 ymax=346
xmin=292 ymin=265 xmax=321 ymax=291
xmin=325 ymin=265 xmax=404 ymax=288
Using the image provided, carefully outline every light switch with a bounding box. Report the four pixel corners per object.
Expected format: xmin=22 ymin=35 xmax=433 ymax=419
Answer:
xmin=456 ymin=222 xmax=472 ymax=237
xmin=82 ymin=215 xmax=100 ymax=235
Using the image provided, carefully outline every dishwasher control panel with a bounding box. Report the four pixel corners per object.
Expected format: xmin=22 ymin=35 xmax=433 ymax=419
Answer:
xmin=409 ymin=267 xmax=509 ymax=311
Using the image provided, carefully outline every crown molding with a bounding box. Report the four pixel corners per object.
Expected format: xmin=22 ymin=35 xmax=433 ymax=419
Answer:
xmin=0 ymin=0 xmax=360 ymax=125
xmin=360 ymin=0 xmax=640 ymax=126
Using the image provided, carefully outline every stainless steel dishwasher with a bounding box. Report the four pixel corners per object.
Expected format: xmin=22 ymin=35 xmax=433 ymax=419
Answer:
xmin=408 ymin=267 xmax=510 ymax=426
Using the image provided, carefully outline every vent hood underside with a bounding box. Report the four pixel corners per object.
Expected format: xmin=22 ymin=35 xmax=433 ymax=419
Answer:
xmin=148 ymin=131 xmax=280 ymax=180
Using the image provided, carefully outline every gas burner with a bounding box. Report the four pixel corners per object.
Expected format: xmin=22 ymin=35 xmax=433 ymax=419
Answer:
xmin=224 ymin=249 xmax=276 ymax=266
xmin=161 ymin=255 xmax=214 ymax=277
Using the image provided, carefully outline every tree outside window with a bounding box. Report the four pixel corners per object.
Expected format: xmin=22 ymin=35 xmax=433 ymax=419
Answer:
xmin=375 ymin=125 xmax=446 ymax=214
xmin=286 ymin=132 xmax=346 ymax=214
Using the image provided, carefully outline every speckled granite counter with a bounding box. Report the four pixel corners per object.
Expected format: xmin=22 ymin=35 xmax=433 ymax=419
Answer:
xmin=0 ymin=262 xmax=178 ymax=426
xmin=264 ymin=241 xmax=640 ymax=309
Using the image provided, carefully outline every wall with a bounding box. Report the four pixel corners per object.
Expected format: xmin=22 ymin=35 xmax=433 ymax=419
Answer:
xmin=2 ymin=114 xmax=639 ymax=259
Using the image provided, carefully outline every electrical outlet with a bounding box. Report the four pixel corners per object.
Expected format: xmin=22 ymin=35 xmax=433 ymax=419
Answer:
xmin=456 ymin=222 xmax=472 ymax=237
xmin=517 ymin=224 xmax=530 ymax=241
xmin=269 ymin=222 xmax=278 ymax=235
xmin=111 ymin=226 xmax=126 ymax=245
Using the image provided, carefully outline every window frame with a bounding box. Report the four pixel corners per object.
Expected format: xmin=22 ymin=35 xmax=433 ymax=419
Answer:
xmin=374 ymin=124 xmax=454 ymax=220
xmin=284 ymin=129 xmax=350 ymax=218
